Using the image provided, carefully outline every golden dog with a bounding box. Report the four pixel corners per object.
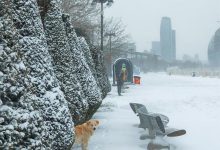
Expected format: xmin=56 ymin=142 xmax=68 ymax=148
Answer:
xmin=74 ymin=120 xmax=100 ymax=150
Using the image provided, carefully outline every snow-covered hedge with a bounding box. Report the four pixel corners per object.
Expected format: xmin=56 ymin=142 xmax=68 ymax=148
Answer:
xmin=0 ymin=0 xmax=111 ymax=149
xmin=0 ymin=0 xmax=74 ymax=149
xmin=61 ymin=14 xmax=102 ymax=120
xmin=89 ymin=44 xmax=111 ymax=99
xmin=44 ymin=0 xmax=88 ymax=125
xmin=79 ymin=37 xmax=98 ymax=80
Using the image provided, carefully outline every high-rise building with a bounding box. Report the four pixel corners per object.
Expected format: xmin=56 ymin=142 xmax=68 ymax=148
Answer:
xmin=160 ymin=17 xmax=176 ymax=62
xmin=171 ymin=30 xmax=176 ymax=60
xmin=151 ymin=41 xmax=161 ymax=56
xmin=208 ymin=28 xmax=220 ymax=66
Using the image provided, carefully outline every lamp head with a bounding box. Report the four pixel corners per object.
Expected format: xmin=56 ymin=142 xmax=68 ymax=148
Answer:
xmin=107 ymin=0 xmax=113 ymax=6
xmin=92 ymin=0 xmax=114 ymax=6
xmin=91 ymin=1 xmax=97 ymax=6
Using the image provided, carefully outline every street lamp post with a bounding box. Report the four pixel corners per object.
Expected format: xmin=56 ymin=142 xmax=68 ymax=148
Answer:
xmin=101 ymin=2 xmax=104 ymax=53
xmin=105 ymin=32 xmax=115 ymax=76
xmin=106 ymin=32 xmax=115 ymax=54
xmin=92 ymin=0 xmax=114 ymax=52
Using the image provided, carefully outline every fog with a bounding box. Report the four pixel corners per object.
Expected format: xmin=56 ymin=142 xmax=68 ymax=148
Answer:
xmin=105 ymin=0 xmax=220 ymax=61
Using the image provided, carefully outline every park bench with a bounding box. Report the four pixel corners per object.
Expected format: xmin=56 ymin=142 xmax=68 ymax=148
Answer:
xmin=137 ymin=110 xmax=186 ymax=149
xmin=137 ymin=108 xmax=186 ymax=138
xmin=129 ymin=103 xmax=169 ymax=127
xmin=130 ymin=103 xmax=186 ymax=150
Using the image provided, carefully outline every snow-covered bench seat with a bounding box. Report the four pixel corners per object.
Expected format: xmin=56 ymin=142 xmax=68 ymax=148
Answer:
xmin=129 ymin=103 xmax=169 ymax=127
xmin=137 ymin=109 xmax=186 ymax=139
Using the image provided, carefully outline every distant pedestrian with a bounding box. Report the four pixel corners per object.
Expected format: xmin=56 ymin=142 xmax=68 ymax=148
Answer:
xmin=121 ymin=63 xmax=127 ymax=82
xmin=117 ymin=71 xmax=123 ymax=96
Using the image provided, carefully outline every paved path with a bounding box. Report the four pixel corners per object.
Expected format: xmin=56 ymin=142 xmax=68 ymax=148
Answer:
xmin=73 ymin=73 xmax=220 ymax=150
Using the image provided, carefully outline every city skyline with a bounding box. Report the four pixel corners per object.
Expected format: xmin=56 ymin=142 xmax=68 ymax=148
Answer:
xmin=105 ymin=0 xmax=220 ymax=61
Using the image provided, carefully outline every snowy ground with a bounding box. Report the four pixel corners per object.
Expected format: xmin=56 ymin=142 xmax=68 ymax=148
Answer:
xmin=72 ymin=72 xmax=220 ymax=150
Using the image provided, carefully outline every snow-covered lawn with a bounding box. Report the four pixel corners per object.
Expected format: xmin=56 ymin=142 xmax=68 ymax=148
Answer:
xmin=73 ymin=72 xmax=220 ymax=150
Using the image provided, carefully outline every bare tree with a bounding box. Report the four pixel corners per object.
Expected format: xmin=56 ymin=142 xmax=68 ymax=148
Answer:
xmin=61 ymin=1 xmax=135 ymax=57
xmin=62 ymin=0 xmax=100 ymax=28
xmin=103 ymin=18 xmax=135 ymax=56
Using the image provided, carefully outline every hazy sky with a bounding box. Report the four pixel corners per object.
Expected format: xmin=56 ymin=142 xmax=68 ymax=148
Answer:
xmin=105 ymin=0 xmax=220 ymax=61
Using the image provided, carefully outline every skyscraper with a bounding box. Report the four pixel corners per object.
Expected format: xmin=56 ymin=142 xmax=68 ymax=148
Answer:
xmin=160 ymin=17 xmax=176 ymax=62
xmin=208 ymin=28 xmax=220 ymax=67
xmin=172 ymin=30 xmax=176 ymax=61
xmin=151 ymin=41 xmax=161 ymax=56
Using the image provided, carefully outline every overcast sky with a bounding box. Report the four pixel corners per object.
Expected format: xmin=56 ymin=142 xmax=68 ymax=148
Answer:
xmin=105 ymin=0 xmax=220 ymax=61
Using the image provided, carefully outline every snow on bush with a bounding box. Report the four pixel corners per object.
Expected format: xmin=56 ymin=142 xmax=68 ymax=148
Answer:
xmin=61 ymin=14 xmax=102 ymax=120
xmin=78 ymin=37 xmax=98 ymax=81
xmin=43 ymin=0 xmax=89 ymax=125
xmin=0 ymin=0 xmax=74 ymax=149
xmin=78 ymin=37 xmax=111 ymax=99
xmin=89 ymin=44 xmax=111 ymax=99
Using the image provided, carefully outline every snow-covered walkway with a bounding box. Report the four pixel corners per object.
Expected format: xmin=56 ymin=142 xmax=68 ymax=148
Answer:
xmin=73 ymin=72 xmax=220 ymax=150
